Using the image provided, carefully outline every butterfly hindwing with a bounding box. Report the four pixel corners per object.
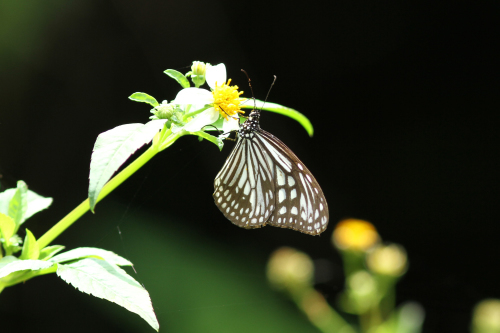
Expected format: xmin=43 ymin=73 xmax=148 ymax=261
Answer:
xmin=254 ymin=130 xmax=329 ymax=235
xmin=213 ymin=134 xmax=275 ymax=228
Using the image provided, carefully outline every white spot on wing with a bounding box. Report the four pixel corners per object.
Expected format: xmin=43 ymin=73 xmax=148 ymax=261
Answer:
xmin=243 ymin=181 xmax=251 ymax=195
xmin=278 ymin=188 xmax=286 ymax=203
xmin=276 ymin=167 xmax=286 ymax=186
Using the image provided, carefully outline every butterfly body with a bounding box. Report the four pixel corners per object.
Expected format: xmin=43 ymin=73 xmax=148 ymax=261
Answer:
xmin=213 ymin=109 xmax=329 ymax=235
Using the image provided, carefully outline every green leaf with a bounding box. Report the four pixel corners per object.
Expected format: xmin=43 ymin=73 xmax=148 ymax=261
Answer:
xmin=240 ymin=99 xmax=314 ymax=137
xmin=0 ymin=257 xmax=54 ymax=279
xmin=128 ymin=92 xmax=159 ymax=107
xmin=49 ymin=247 xmax=132 ymax=266
xmin=8 ymin=181 xmax=28 ymax=227
xmin=57 ymin=258 xmax=159 ymax=331
xmin=164 ymin=69 xmax=190 ymax=88
xmin=88 ymin=120 xmax=167 ymax=211
xmin=25 ymin=190 xmax=53 ymax=221
xmin=19 ymin=229 xmax=39 ymax=260
xmin=191 ymin=131 xmax=225 ymax=151
xmin=39 ymin=245 xmax=66 ymax=261
xmin=0 ymin=212 xmax=15 ymax=242
xmin=0 ymin=187 xmax=52 ymax=224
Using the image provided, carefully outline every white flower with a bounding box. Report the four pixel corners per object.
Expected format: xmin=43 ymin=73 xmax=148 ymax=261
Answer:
xmin=172 ymin=63 xmax=244 ymax=134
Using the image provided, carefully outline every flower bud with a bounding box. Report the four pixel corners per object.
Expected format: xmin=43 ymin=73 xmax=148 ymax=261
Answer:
xmin=190 ymin=61 xmax=211 ymax=87
xmin=340 ymin=270 xmax=377 ymax=314
xmin=151 ymin=100 xmax=175 ymax=120
xmin=332 ymin=218 xmax=380 ymax=252
xmin=366 ymin=243 xmax=408 ymax=277
xmin=472 ymin=299 xmax=500 ymax=333
xmin=267 ymin=247 xmax=314 ymax=291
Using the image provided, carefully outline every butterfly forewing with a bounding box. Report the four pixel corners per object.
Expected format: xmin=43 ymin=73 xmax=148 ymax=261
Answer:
xmin=213 ymin=134 xmax=275 ymax=228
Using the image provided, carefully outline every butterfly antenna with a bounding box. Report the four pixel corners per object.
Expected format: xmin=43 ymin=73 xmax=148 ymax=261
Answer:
xmin=241 ymin=69 xmax=257 ymax=111
xmin=261 ymin=75 xmax=277 ymax=110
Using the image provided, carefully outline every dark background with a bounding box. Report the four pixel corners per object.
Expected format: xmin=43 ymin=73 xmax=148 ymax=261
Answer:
xmin=0 ymin=1 xmax=498 ymax=332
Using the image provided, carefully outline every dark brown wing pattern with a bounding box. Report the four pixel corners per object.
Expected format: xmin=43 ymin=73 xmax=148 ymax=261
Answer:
xmin=213 ymin=129 xmax=329 ymax=235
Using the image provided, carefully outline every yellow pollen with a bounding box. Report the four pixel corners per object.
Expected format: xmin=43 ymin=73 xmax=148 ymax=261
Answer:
xmin=212 ymin=79 xmax=246 ymax=120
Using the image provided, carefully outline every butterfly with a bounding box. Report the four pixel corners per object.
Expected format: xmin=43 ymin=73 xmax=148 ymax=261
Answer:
xmin=213 ymin=95 xmax=329 ymax=235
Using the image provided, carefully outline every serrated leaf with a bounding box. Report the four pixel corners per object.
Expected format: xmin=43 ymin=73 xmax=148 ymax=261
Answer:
xmin=240 ymin=99 xmax=314 ymax=137
xmin=57 ymin=258 xmax=158 ymax=331
xmin=0 ymin=258 xmax=54 ymax=279
xmin=129 ymin=92 xmax=159 ymax=107
xmin=24 ymin=191 xmax=53 ymax=221
xmin=50 ymin=247 xmax=132 ymax=266
xmin=0 ymin=188 xmax=52 ymax=224
xmin=88 ymin=120 xmax=167 ymax=211
xmin=164 ymin=69 xmax=190 ymax=88
xmin=0 ymin=256 xmax=18 ymax=269
xmin=8 ymin=181 xmax=28 ymax=227
xmin=39 ymin=245 xmax=66 ymax=261
xmin=19 ymin=229 xmax=39 ymax=260
xmin=0 ymin=212 xmax=15 ymax=241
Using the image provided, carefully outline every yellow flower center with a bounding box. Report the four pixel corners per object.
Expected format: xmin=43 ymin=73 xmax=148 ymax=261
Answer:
xmin=212 ymin=79 xmax=245 ymax=120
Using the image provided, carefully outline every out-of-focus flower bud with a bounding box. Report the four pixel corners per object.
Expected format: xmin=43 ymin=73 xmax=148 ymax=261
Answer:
xmin=472 ymin=299 xmax=500 ymax=333
xmin=332 ymin=218 xmax=380 ymax=252
xmin=267 ymin=247 xmax=314 ymax=292
xmin=366 ymin=243 xmax=408 ymax=277
xmin=340 ymin=270 xmax=377 ymax=314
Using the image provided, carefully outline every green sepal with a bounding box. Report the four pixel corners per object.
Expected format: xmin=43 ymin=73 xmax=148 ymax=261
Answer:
xmin=128 ymin=92 xmax=159 ymax=107
xmin=19 ymin=229 xmax=39 ymax=260
xmin=164 ymin=69 xmax=190 ymax=88
xmin=240 ymin=99 xmax=314 ymax=137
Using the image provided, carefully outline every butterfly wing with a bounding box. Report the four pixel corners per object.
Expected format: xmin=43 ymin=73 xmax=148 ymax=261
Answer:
xmin=213 ymin=134 xmax=276 ymax=228
xmin=254 ymin=130 xmax=329 ymax=235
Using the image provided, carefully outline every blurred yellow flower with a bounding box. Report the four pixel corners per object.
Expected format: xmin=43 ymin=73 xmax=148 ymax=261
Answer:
xmin=472 ymin=299 xmax=500 ymax=333
xmin=366 ymin=243 xmax=408 ymax=277
xmin=332 ymin=218 xmax=380 ymax=252
xmin=267 ymin=247 xmax=314 ymax=291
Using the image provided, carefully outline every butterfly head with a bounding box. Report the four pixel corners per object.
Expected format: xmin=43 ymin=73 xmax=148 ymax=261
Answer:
xmin=240 ymin=109 xmax=261 ymax=136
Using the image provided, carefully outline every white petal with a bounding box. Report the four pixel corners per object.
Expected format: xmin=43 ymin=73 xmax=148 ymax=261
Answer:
xmin=174 ymin=88 xmax=213 ymax=105
xmin=170 ymin=123 xmax=183 ymax=133
xmin=206 ymin=63 xmax=227 ymax=90
xmin=183 ymin=107 xmax=219 ymax=132
xmin=222 ymin=116 xmax=240 ymax=133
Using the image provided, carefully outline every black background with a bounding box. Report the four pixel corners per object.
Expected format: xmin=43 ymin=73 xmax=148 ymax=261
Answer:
xmin=0 ymin=1 xmax=499 ymax=332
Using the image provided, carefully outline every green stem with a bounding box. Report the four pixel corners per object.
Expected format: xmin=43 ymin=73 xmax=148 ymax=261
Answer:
xmin=293 ymin=287 xmax=356 ymax=333
xmin=37 ymin=143 xmax=160 ymax=249
xmin=183 ymin=105 xmax=209 ymax=121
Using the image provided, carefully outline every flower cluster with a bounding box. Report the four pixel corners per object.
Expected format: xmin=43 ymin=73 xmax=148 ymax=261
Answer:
xmin=132 ymin=61 xmax=246 ymax=139
xmin=173 ymin=63 xmax=246 ymax=134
